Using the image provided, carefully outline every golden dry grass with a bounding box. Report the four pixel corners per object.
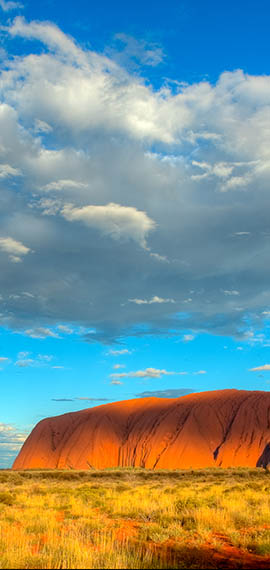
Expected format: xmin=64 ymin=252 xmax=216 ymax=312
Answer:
xmin=0 ymin=468 xmax=270 ymax=568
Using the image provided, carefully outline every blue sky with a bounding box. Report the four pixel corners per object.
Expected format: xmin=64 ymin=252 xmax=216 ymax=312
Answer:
xmin=1 ymin=0 xmax=270 ymax=467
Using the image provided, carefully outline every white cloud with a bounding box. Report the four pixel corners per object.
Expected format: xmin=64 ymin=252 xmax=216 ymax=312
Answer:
xmin=34 ymin=119 xmax=52 ymax=133
xmin=38 ymin=354 xmax=53 ymax=361
xmin=110 ymin=380 xmax=123 ymax=385
xmin=24 ymin=327 xmax=59 ymax=339
xmin=0 ymin=237 xmax=31 ymax=263
xmin=0 ymin=422 xmax=28 ymax=468
xmin=0 ymin=19 xmax=270 ymax=345
xmin=58 ymin=324 xmax=73 ymax=334
xmin=15 ymin=358 xmax=34 ymax=367
xmin=0 ymin=356 xmax=9 ymax=362
xmin=61 ymin=202 xmax=155 ymax=248
xmin=110 ymin=33 xmax=164 ymax=68
xmin=249 ymin=364 xmax=270 ymax=372
xmin=183 ymin=334 xmax=195 ymax=342
xmin=17 ymin=351 xmax=30 ymax=359
xmin=0 ymin=163 xmax=21 ymax=178
xmin=129 ymin=295 xmax=175 ymax=305
xmin=110 ymin=367 xmax=187 ymax=380
xmin=42 ymin=179 xmax=88 ymax=192
xmin=194 ymin=370 xmax=207 ymax=375
xmin=0 ymin=0 xmax=22 ymax=12
xmin=223 ymin=290 xmax=240 ymax=296
xmin=8 ymin=17 xmax=86 ymax=63
xmin=113 ymin=364 xmax=125 ymax=369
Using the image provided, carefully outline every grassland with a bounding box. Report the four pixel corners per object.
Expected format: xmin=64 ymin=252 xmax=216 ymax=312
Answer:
xmin=0 ymin=468 xmax=270 ymax=568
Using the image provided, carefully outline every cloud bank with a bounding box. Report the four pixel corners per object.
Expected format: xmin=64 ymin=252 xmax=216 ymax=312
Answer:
xmin=0 ymin=18 xmax=270 ymax=342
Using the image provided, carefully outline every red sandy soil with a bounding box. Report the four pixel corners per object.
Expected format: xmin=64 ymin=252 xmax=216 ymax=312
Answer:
xmin=13 ymin=389 xmax=270 ymax=470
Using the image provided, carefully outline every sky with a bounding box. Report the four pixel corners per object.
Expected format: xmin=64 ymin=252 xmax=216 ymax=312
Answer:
xmin=1 ymin=0 xmax=270 ymax=467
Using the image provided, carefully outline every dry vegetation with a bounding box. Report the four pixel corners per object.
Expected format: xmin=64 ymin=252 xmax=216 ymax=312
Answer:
xmin=0 ymin=468 xmax=270 ymax=568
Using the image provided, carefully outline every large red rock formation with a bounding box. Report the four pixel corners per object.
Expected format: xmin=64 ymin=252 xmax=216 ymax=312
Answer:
xmin=13 ymin=389 xmax=270 ymax=470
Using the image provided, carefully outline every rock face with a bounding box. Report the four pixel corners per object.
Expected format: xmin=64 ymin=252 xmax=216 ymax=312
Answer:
xmin=13 ymin=389 xmax=270 ymax=470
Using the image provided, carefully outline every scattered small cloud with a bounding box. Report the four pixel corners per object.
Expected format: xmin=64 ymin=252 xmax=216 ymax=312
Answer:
xmin=42 ymin=179 xmax=88 ymax=192
xmin=51 ymin=396 xmax=111 ymax=402
xmin=24 ymin=327 xmax=59 ymax=339
xmin=249 ymin=364 xmax=270 ymax=372
xmin=15 ymin=358 xmax=35 ymax=368
xmin=135 ymin=388 xmax=194 ymax=398
xmin=0 ymin=422 xmax=27 ymax=468
xmin=231 ymin=232 xmax=251 ymax=237
xmin=0 ymin=0 xmax=23 ymax=11
xmin=0 ymin=164 xmax=21 ymax=179
xmin=57 ymin=325 xmax=73 ymax=334
xmin=75 ymin=397 xmax=110 ymax=402
xmin=193 ymin=370 xmax=207 ymax=375
xmin=129 ymin=296 xmax=175 ymax=305
xmin=34 ymin=119 xmax=52 ymax=133
xmin=222 ymin=290 xmax=240 ymax=296
xmin=182 ymin=334 xmax=195 ymax=342
xmin=15 ymin=353 xmax=53 ymax=367
xmin=17 ymin=351 xmax=30 ymax=359
xmin=108 ymin=33 xmax=164 ymax=69
xmin=38 ymin=354 xmax=53 ymax=362
xmin=0 ymin=236 xmax=31 ymax=263
xmin=150 ymin=253 xmax=169 ymax=263
xmin=52 ymin=398 xmax=74 ymax=402
xmin=0 ymin=356 xmax=9 ymax=362
xmin=108 ymin=349 xmax=131 ymax=356
xmin=110 ymin=380 xmax=123 ymax=385
xmin=113 ymin=364 xmax=126 ymax=369
xmin=110 ymin=367 xmax=187 ymax=380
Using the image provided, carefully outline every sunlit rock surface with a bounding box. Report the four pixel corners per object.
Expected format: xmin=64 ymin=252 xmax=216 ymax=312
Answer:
xmin=13 ymin=389 xmax=270 ymax=470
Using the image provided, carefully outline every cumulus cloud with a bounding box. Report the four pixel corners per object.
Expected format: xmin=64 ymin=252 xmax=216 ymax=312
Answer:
xmin=0 ymin=19 xmax=269 ymax=343
xmin=249 ymin=364 xmax=270 ymax=372
xmin=0 ymin=237 xmax=31 ymax=263
xmin=61 ymin=203 xmax=155 ymax=248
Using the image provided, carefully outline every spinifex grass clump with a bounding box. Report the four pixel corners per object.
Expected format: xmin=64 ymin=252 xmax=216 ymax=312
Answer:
xmin=0 ymin=468 xmax=270 ymax=569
